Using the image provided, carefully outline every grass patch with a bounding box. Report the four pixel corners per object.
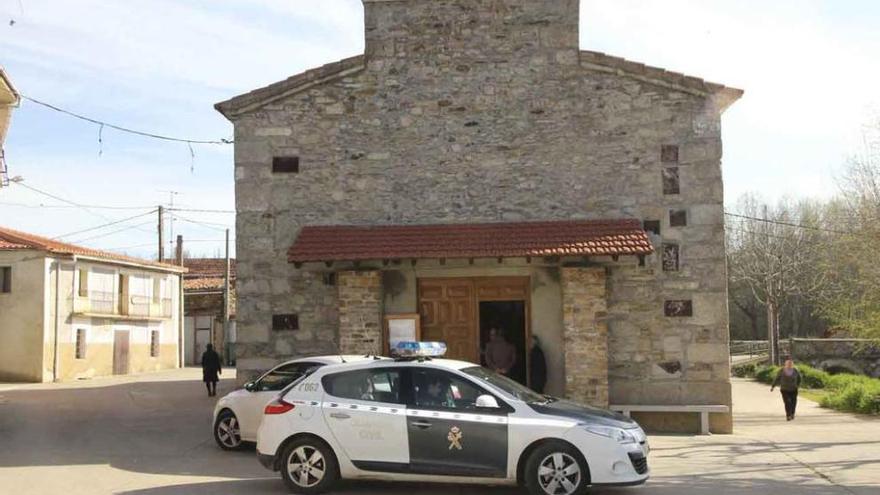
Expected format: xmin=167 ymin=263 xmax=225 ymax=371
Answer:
xmin=751 ymin=364 xmax=880 ymax=415
xmin=799 ymin=389 xmax=828 ymax=404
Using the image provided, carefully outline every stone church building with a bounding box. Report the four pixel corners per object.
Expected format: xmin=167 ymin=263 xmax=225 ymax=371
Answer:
xmin=216 ymin=0 xmax=741 ymax=432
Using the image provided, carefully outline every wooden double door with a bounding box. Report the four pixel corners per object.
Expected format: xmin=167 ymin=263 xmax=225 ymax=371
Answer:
xmin=417 ymin=277 xmax=530 ymax=366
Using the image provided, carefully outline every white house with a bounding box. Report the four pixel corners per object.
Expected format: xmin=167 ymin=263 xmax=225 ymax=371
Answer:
xmin=0 ymin=226 xmax=185 ymax=382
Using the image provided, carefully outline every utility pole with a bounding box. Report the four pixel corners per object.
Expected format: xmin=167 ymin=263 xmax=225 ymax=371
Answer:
xmin=158 ymin=190 xmax=180 ymax=255
xmin=223 ymin=228 xmax=231 ymax=366
xmin=176 ymin=235 xmax=184 ymax=368
xmin=158 ymin=205 xmax=165 ymax=262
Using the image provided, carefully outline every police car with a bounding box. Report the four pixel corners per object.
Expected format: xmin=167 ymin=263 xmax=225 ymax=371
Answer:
xmin=212 ymin=355 xmax=372 ymax=450
xmin=255 ymin=342 xmax=649 ymax=495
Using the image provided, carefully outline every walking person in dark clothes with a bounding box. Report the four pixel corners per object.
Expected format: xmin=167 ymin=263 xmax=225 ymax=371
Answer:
xmin=771 ymin=357 xmax=802 ymax=421
xmin=201 ymin=344 xmax=222 ymax=397
xmin=529 ymin=335 xmax=547 ymax=394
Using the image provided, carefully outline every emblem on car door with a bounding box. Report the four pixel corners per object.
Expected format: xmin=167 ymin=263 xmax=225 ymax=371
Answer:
xmin=447 ymin=426 xmax=463 ymax=450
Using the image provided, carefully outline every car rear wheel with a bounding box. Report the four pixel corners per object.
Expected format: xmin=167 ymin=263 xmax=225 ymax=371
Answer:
xmin=280 ymin=437 xmax=339 ymax=494
xmin=213 ymin=410 xmax=243 ymax=451
xmin=524 ymin=442 xmax=589 ymax=495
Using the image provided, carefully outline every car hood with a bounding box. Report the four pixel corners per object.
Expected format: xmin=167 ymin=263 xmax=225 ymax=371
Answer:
xmin=528 ymin=399 xmax=638 ymax=428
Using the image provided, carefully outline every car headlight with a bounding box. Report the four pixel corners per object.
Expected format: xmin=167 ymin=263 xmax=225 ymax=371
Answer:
xmin=583 ymin=425 xmax=638 ymax=444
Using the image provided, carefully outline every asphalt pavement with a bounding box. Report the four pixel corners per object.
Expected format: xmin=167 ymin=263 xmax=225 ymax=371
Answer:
xmin=0 ymin=369 xmax=877 ymax=495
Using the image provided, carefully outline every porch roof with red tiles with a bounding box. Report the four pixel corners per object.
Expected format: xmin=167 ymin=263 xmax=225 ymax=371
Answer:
xmin=287 ymin=219 xmax=653 ymax=264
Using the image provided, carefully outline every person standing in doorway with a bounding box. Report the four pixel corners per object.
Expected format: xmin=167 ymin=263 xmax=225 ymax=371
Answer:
xmin=485 ymin=327 xmax=516 ymax=378
xmin=771 ymin=357 xmax=802 ymax=420
xmin=529 ymin=335 xmax=547 ymax=394
xmin=201 ymin=344 xmax=222 ymax=397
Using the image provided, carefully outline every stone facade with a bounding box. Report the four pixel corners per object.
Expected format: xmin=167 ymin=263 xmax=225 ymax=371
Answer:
xmin=337 ymin=270 xmax=384 ymax=355
xmin=217 ymin=0 xmax=741 ymax=432
xmin=562 ymin=266 xmax=609 ymax=407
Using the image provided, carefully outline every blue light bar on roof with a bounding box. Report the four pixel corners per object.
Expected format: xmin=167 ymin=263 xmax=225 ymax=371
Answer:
xmin=391 ymin=341 xmax=447 ymax=358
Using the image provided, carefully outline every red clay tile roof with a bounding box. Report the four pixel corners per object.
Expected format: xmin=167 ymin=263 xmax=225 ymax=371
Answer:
xmin=183 ymin=277 xmax=227 ymax=291
xmin=184 ymin=258 xmax=236 ymax=278
xmin=182 ymin=258 xmax=236 ymax=291
xmin=288 ymin=219 xmax=653 ymax=264
xmin=0 ymin=225 xmax=184 ymax=271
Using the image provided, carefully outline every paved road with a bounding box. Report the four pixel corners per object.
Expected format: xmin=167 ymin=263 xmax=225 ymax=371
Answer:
xmin=0 ymin=370 xmax=877 ymax=495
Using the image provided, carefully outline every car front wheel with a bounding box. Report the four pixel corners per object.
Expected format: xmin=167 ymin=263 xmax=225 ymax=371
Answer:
xmin=213 ymin=410 xmax=243 ymax=451
xmin=524 ymin=442 xmax=589 ymax=495
xmin=280 ymin=437 xmax=339 ymax=494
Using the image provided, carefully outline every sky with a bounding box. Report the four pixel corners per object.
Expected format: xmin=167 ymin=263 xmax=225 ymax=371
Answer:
xmin=1 ymin=0 xmax=878 ymax=260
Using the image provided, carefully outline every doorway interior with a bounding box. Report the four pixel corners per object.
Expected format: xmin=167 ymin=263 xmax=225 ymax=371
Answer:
xmin=417 ymin=276 xmax=530 ymax=386
xmin=479 ymin=300 xmax=527 ymax=385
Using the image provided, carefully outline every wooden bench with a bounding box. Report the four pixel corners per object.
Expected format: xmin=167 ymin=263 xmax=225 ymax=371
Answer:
xmin=609 ymin=404 xmax=730 ymax=435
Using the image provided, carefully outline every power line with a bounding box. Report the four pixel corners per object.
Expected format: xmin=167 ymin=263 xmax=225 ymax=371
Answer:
xmin=21 ymin=95 xmax=233 ymax=145
xmin=724 ymin=212 xmax=855 ymax=235
xmin=69 ymin=220 xmax=156 ymax=244
xmin=169 ymin=212 xmax=231 ymax=232
xmin=0 ymin=201 xmax=155 ymax=210
xmin=169 ymin=207 xmax=235 ymax=214
xmin=54 ymin=209 xmax=158 ymax=240
xmin=10 ymin=181 xmax=153 ymax=238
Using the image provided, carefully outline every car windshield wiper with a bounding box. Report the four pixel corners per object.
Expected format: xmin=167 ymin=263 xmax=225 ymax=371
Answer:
xmin=528 ymin=395 xmax=558 ymax=405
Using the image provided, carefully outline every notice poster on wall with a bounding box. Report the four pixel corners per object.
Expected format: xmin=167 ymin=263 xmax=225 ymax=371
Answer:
xmin=384 ymin=314 xmax=421 ymax=355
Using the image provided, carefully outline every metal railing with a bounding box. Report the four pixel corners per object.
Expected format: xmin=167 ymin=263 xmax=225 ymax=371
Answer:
xmin=80 ymin=291 xmax=115 ymax=315
xmin=74 ymin=291 xmax=173 ymax=319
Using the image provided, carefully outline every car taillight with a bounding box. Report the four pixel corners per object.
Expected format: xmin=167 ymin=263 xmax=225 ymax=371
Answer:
xmin=264 ymin=398 xmax=295 ymax=415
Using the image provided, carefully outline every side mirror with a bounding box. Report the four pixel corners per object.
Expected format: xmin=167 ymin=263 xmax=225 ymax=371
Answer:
xmin=244 ymin=382 xmax=256 ymax=392
xmin=476 ymin=394 xmax=500 ymax=409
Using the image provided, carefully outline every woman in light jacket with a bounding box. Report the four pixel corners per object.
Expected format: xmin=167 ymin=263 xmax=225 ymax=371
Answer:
xmin=771 ymin=357 xmax=802 ymax=421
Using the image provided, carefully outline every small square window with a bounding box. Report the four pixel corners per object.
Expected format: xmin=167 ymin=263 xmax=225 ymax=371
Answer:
xmin=662 ymin=243 xmax=680 ymax=272
xmin=643 ymin=220 xmax=661 ymax=236
xmin=0 ymin=266 xmax=10 ymax=293
xmin=273 ymin=314 xmax=299 ymax=331
xmin=664 ymin=300 xmax=693 ymax=317
xmin=75 ymin=329 xmax=87 ymax=359
xmin=670 ymin=210 xmax=688 ymax=227
xmin=661 ymin=145 xmax=679 ymax=163
xmin=662 ymin=167 xmax=680 ymax=195
xmin=150 ymin=330 xmax=160 ymax=357
xmin=272 ymin=156 xmax=300 ymax=174
xmin=323 ymin=273 xmax=337 ymax=286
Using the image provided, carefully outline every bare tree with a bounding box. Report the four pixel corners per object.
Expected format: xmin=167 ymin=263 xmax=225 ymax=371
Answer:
xmin=727 ymin=196 xmax=828 ymax=363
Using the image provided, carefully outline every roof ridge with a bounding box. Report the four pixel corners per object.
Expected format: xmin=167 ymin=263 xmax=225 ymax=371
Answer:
xmin=0 ymin=225 xmax=183 ymax=271
xmin=215 ymin=55 xmax=366 ymax=118
xmin=579 ymin=50 xmax=743 ymax=110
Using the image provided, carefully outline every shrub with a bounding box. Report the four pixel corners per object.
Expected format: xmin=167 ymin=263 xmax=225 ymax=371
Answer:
xmin=755 ymin=365 xmax=780 ymax=385
xmin=796 ymin=365 xmax=830 ymax=389
xmin=732 ymin=363 xmax=757 ymax=378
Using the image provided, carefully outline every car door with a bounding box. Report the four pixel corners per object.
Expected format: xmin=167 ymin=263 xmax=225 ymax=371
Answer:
xmin=405 ymin=367 xmax=510 ymax=477
xmin=238 ymin=362 xmax=322 ymax=439
xmin=321 ymin=367 xmax=410 ymax=469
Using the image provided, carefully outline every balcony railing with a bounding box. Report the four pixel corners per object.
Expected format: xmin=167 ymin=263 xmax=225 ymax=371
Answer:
xmin=87 ymin=291 xmax=115 ymax=315
xmin=74 ymin=292 xmax=173 ymax=320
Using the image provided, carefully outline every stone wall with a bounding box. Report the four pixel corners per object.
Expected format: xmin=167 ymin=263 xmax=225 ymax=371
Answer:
xmin=791 ymin=338 xmax=880 ymax=378
xmin=223 ymin=0 xmax=736 ymax=430
xmin=338 ymin=270 xmax=383 ymax=355
xmin=562 ymin=266 xmax=609 ymax=407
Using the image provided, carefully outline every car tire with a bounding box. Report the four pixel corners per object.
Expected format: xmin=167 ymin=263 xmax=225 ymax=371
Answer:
xmin=524 ymin=441 xmax=590 ymax=495
xmin=213 ymin=410 xmax=244 ymax=451
xmin=280 ymin=437 xmax=339 ymax=494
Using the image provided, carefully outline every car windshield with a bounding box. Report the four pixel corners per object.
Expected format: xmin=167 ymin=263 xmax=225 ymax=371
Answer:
xmin=460 ymin=366 xmax=547 ymax=403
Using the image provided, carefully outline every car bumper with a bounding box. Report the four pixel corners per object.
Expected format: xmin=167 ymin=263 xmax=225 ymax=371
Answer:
xmin=564 ymin=427 xmax=650 ymax=485
xmin=257 ymin=451 xmax=276 ymax=471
